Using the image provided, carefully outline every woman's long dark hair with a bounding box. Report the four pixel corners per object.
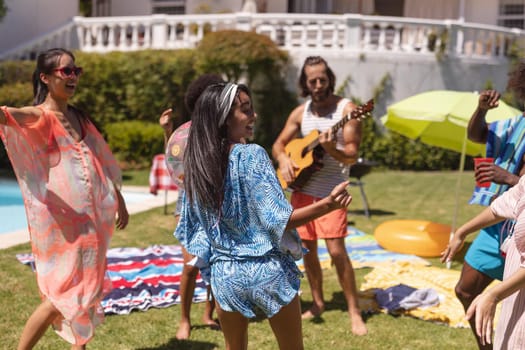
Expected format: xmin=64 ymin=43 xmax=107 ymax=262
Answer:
xmin=32 ymin=48 xmax=75 ymax=106
xmin=183 ymin=83 xmax=250 ymax=212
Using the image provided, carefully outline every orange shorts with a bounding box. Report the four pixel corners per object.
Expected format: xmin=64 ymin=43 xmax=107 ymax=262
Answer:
xmin=291 ymin=191 xmax=348 ymax=241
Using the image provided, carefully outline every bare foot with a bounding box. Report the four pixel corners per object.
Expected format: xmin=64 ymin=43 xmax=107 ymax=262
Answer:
xmin=176 ymin=321 xmax=191 ymax=340
xmin=350 ymin=312 xmax=367 ymax=336
xmin=301 ymin=304 xmax=325 ymax=319
xmin=203 ymin=316 xmax=220 ymax=331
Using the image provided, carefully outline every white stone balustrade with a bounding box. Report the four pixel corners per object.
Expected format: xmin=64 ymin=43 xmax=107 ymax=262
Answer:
xmin=1 ymin=13 xmax=524 ymax=61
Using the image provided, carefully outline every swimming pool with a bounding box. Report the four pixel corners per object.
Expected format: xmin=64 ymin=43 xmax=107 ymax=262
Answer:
xmin=0 ymin=179 xmax=159 ymax=235
xmin=0 ymin=179 xmax=26 ymax=234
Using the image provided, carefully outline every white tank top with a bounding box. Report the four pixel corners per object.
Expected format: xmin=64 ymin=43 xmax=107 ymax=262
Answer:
xmin=299 ymin=97 xmax=351 ymax=198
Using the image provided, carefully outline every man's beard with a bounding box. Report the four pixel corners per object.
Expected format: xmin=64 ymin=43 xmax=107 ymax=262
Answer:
xmin=311 ymin=89 xmax=330 ymax=102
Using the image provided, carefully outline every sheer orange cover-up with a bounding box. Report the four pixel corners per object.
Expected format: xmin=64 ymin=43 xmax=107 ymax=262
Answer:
xmin=0 ymin=106 xmax=122 ymax=345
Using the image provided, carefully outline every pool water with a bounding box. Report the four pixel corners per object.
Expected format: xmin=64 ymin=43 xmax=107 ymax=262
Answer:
xmin=0 ymin=179 xmax=153 ymax=235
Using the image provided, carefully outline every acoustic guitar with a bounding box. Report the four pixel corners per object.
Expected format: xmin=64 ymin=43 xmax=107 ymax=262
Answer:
xmin=277 ymin=99 xmax=374 ymax=191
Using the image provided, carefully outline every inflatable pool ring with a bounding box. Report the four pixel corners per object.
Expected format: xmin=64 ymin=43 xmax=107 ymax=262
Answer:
xmin=374 ymin=220 xmax=451 ymax=257
xmin=165 ymin=121 xmax=191 ymax=189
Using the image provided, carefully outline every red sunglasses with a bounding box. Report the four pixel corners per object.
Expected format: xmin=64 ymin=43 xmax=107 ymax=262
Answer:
xmin=53 ymin=66 xmax=83 ymax=78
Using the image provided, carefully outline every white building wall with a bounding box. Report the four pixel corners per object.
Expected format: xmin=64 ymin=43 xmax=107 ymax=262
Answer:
xmin=0 ymin=0 xmax=77 ymax=53
xmin=95 ymin=0 xmax=248 ymax=16
xmin=186 ymin=0 xmax=242 ymax=13
xmin=111 ymin=0 xmax=151 ymax=16
xmin=90 ymin=0 xmax=503 ymax=23
xmin=289 ymin=52 xmax=510 ymax=120
xmin=332 ymin=0 xmax=371 ymax=14
xmin=183 ymin=0 xmax=297 ymax=14
xmin=403 ymin=0 xmax=460 ymax=19
xmin=464 ymin=0 xmax=499 ymax=25
xmin=265 ymin=0 xmax=287 ymax=13
xmin=401 ymin=0 xmax=498 ymax=23
xmin=0 ymin=0 xmax=514 ymax=113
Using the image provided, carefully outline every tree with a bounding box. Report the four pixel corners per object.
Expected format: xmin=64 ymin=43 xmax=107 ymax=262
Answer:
xmin=195 ymin=30 xmax=297 ymax=153
xmin=79 ymin=0 xmax=92 ymax=17
xmin=0 ymin=0 xmax=7 ymax=21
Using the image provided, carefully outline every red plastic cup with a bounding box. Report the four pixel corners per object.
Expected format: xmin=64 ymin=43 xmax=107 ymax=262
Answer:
xmin=474 ymin=157 xmax=494 ymax=187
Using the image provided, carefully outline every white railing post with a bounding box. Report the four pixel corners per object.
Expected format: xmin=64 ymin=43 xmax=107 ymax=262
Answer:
xmin=151 ymin=14 xmax=167 ymax=49
xmin=284 ymin=21 xmax=292 ymax=50
xmin=236 ymin=12 xmax=253 ymax=32
xmin=316 ymin=22 xmax=323 ymax=48
xmin=75 ymin=25 xmax=85 ymax=51
xmin=378 ymin=23 xmax=386 ymax=51
xmin=392 ymin=24 xmax=402 ymax=51
xmin=119 ymin=25 xmax=127 ymax=50
xmin=301 ymin=22 xmax=308 ymax=48
xmin=344 ymin=14 xmax=361 ymax=51
xmin=130 ymin=22 xmax=139 ymax=50
xmin=73 ymin=17 xmax=86 ymax=51
xmin=3 ymin=14 xmax=525 ymax=62
xmin=95 ymin=25 xmax=104 ymax=51
xmin=106 ymin=24 xmax=115 ymax=50
xmin=446 ymin=20 xmax=460 ymax=57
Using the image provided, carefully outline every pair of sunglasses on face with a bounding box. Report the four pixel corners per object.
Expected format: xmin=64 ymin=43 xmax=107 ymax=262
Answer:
xmin=53 ymin=66 xmax=83 ymax=78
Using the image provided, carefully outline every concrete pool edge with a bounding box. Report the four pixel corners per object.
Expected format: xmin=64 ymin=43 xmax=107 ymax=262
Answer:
xmin=0 ymin=186 xmax=179 ymax=250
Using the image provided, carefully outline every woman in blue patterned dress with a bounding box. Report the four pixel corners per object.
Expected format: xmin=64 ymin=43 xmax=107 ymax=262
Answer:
xmin=175 ymin=83 xmax=353 ymax=350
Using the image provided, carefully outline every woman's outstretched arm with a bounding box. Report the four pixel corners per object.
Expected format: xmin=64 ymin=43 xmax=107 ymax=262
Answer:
xmin=441 ymin=207 xmax=503 ymax=264
xmin=0 ymin=106 xmax=41 ymax=125
xmin=286 ymin=180 xmax=351 ymax=230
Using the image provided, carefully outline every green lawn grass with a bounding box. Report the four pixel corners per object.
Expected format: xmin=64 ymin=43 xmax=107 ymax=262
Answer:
xmin=1 ymin=170 xmax=485 ymax=349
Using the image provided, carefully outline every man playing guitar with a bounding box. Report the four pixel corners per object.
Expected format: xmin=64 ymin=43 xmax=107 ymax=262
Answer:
xmin=272 ymin=56 xmax=367 ymax=336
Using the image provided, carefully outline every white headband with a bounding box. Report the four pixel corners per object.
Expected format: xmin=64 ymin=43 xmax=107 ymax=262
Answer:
xmin=218 ymin=83 xmax=238 ymax=127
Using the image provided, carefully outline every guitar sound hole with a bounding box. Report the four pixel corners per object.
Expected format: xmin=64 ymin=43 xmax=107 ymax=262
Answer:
xmin=313 ymin=147 xmax=324 ymax=160
xmin=301 ymin=148 xmax=308 ymax=158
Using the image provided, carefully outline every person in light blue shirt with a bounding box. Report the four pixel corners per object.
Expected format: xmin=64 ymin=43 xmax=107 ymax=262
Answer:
xmin=175 ymin=82 xmax=353 ymax=350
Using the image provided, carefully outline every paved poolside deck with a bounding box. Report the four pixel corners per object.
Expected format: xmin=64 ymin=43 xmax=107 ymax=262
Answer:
xmin=0 ymin=186 xmax=178 ymax=249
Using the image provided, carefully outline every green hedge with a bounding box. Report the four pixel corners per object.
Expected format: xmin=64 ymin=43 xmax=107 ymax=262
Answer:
xmin=359 ymin=117 xmax=466 ymax=170
xmin=194 ymin=30 xmax=297 ymax=156
xmin=105 ymin=121 xmax=165 ymax=169
xmin=0 ymin=61 xmax=34 ymax=85
xmin=0 ymin=81 xmax=34 ymax=171
xmin=71 ymin=50 xmax=198 ymax=127
xmin=0 ymin=81 xmax=33 ymax=107
xmin=0 ymin=50 xmax=201 ymax=170
xmin=0 ymin=30 xmax=475 ymax=172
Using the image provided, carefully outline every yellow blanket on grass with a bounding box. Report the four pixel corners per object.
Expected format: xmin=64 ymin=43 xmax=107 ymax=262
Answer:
xmin=358 ymin=261 xmax=500 ymax=328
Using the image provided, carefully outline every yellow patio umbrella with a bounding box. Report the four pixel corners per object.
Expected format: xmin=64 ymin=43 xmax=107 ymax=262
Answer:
xmin=381 ymin=90 xmax=521 ymax=156
xmin=381 ymin=90 xmax=522 ymax=267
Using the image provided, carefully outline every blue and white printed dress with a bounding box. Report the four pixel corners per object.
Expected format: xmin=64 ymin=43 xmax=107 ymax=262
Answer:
xmin=174 ymin=143 xmax=303 ymax=318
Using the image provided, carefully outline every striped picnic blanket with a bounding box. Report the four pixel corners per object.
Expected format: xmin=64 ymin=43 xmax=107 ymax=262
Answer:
xmin=16 ymin=245 xmax=208 ymax=315
xmin=296 ymin=226 xmax=429 ymax=270
xmin=15 ymin=227 xmax=429 ymax=316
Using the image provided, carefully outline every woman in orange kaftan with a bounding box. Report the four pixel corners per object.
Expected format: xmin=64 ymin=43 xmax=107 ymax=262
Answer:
xmin=0 ymin=48 xmax=128 ymax=350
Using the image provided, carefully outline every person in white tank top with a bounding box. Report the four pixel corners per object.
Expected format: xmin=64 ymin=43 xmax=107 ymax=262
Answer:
xmin=272 ymin=56 xmax=367 ymax=336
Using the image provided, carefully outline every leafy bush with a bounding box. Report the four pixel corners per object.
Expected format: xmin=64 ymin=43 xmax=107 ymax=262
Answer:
xmin=72 ymin=50 xmax=198 ymax=128
xmin=105 ymin=121 xmax=165 ymax=169
xmin=0 ymin=33 xmax=475 ymax=171
xmin=196 ymin=30 xmax=297 ymax=154
xmin=358 ymin=117 xmax=464 ymax=170
xmin=0 ymin=82 xmax=33 ymax=172
xmin=0 ymin=61 xmax=34 ymax=85
xmin=343 ymin=77 xmax=468 ymax=171
xmin=0 ymin=81 xmax=32 ymax=107
xmin=196 ymin=30 xmax=289 ymax=83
